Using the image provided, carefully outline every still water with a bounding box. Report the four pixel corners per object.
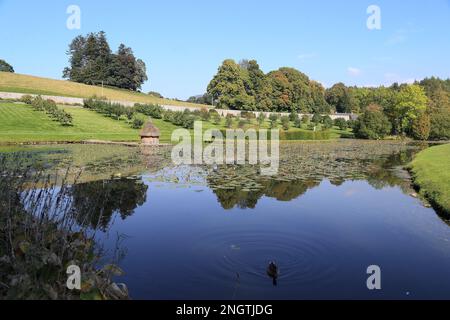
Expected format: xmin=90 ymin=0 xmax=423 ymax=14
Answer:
xmin=2 ymin=141 xmax=450 ymax=299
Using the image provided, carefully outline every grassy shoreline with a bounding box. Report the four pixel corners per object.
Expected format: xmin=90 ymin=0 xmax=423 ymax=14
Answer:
xmin=408 ymin=144 xmax=450 ymax=216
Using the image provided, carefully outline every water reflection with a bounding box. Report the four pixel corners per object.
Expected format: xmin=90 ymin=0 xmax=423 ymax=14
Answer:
xmin=2 ymin=141 xmax=450 ymax=300
xmin=71 ymin=178 xmax=148 ymax=230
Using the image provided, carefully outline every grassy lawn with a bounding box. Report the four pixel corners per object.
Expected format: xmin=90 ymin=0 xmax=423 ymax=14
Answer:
xmin=0 ymin=72 xmax=208 ymax=108
xmin=409 ymin=144 xmax=450 ymax=216
xmin=0 ymin=102 xmax=181 ymax=143
xmin=0 ymin=102 xmax=352 ymax=144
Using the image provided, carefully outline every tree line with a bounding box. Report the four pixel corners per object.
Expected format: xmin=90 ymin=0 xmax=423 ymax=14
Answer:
xmin=63 ymin=31 xmax=148 ymax=91
xmin=206 ymin=59 xmax=330 ymax=114
xmin=203 ymin=59 xmax=450 ymax=141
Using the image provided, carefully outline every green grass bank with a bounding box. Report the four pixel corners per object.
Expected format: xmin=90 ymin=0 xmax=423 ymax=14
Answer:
xmin=409 ymin=143 xmax=450 ymax=216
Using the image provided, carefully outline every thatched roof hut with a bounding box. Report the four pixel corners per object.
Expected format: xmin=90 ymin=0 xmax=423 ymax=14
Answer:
xmin=140 ymin=121 xmax=160 ymax=145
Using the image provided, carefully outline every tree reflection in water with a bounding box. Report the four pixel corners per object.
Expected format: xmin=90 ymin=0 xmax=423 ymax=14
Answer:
xmin=71 ymin=178 xmax=148 ymax=231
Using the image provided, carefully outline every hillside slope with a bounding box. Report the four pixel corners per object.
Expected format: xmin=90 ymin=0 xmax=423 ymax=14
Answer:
xmin=0 ymin=72 xmax=208 ymax=108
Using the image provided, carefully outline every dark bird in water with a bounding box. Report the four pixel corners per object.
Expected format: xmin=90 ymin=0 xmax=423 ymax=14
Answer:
xmin=267 ymin=261 xmax=279 ymax=286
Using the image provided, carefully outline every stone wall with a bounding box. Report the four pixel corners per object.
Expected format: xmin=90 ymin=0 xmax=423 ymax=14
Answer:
xmin=0 ymin=91 xmax=356 ymax=121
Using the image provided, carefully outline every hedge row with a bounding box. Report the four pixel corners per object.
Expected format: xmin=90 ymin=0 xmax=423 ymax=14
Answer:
xmin=22 ymin=95 xmax=73 ymax=126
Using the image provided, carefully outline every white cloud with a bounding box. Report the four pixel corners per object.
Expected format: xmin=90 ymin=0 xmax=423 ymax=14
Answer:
xmin=347 ymin=67 xmax=362 ymax=77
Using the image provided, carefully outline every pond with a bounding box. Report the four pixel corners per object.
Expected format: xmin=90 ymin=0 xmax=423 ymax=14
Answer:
xmin=1 ymin=141 xmax=450 ymax=299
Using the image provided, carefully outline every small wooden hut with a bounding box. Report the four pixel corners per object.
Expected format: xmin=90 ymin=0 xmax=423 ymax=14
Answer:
xmin=140 ymin=121 xmax=160 ymax=145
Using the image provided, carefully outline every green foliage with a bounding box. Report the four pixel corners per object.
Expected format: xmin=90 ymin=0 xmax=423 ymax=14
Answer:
xmin=225 ymin=114 xmax=234 ymax=128
xmin=212 ymin=112 xmax=222 ymax=125
xmin=162 ymin=109 xmax=195 ymax=129
xmin=207 ymin=59 xmax=255 ymax=110
xmin=430 ymin=108 xmax=450 ymax=140
xmin=20 ymin=95 xmax=34 ymax=105
xmin=31 ymin=96 xmax=73 ymax=126
xmin=294 ymin=116 xmax=302 ymax=128
xmin=187 ymin=93 xmax=213 ymax=106
xmin=63 ymin=31 xmax=147 ymax=91
xmin=131 ymin=117 xmax=145 ymax=129
xmin=269 ymin=114 xmax=279 ymax=128
xmin=334 ymin=118 xmax=348 ymax=131
xmin=148 ymin=91 xmax=163 ymax=98
xmin=257 ymin=113 xmax=266 ymax=126
xmin=83 ymin=98 xmax=127 ymax=120
xmin=281 ymin=116 xmax=290 ymax=131
xmin=322 ymin=116 xmax=333 ymax=129
xmin=289 ymin=111 xmax=298 ymax=122
xmin=411 ymin=113 xmax=431 ymax=141
xmin=312 ymin=113 xmax=322 ymax=124
xmin=354 ymin=110 xmax=392 ymax=140
xmin=0 ymin=59 xmax=14 ymax=73
xmin=325 ymin=83 xmax=353 ymax=113
xmin=385 ymin=84 xmax=428 ymax=135
xmin=301 ymin=115 xmax=310 ymax=124
xmin=207 ymin=59 xmax=330 ymax=113
xmin=134 ymin=103 xmax=163 ymax=119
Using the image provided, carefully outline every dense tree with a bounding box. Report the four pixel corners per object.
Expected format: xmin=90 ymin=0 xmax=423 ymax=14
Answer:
xmin=207 ymin=59 xmax=255 ymax=110
xmin=63 ymin=32 xmax=147 ymax=91
xmin=430 ymin=109 xmax=450 ymax=140
xmin=325 ymin=83 xmax=353 ymax=113
xmin=411 ymin=113 xmax=431 ymax=141
xmin=385 ymin=85 xmax=428 ymax=135
xmin=187 ymin=93 xmax=213 ymax=105
xmin=354 ymin=109 xmax=392 ymax=140
xmin=207 ymin=59 xmax=331 ymax=113
xmin=0 ymin=59 xmax=14 ymax=73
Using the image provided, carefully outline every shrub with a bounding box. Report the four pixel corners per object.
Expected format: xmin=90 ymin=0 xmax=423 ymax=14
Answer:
xmin=257 ymin=113 xmax=266 ymax=125
xmin=312 ymin=113 xmax=322 ymax=124
xmin=354 ymin=110 xmax=392 ymax=140
xmin=20 ymin=95 xmax=34 ymax=105
xmin=31 ymin=96 xmax=73 ymax=126
xmin=334 ymin=118 xmax=348 ymax=131
xmin=212 ymin=113 xmax=222 ymax=125
xmin=199 ymin=108 xmax=211 ymax=121
xmin=225 ymin=115 xmax=234 ymax=128
xmin=125 ymin=108 xmax=136 ymax=120
xmin=301 ymin=115 xmax=310 ymax=124
xmin=131 ymin=117 xmax=145 ymax=129
xmin=182 ymin=115 xmax=195 ymax=129
xmin=134 ymin=103 xmax=163 ymax=119
xmin=322 ymin=116 xmax=333 ymax=130
xmin=269 ymin=114 xmax=279 ymax=128
xmin=294 ymin=116 xmax=302 ymax=128
xmin=281 ymin=116 xmax=290 ymax=131
xmin=289 ymin=111 xmax=298 ymax=122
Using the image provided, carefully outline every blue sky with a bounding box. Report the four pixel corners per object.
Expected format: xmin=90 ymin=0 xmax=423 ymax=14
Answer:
xmin=1 ymin=0 xmax=449 ymax=99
